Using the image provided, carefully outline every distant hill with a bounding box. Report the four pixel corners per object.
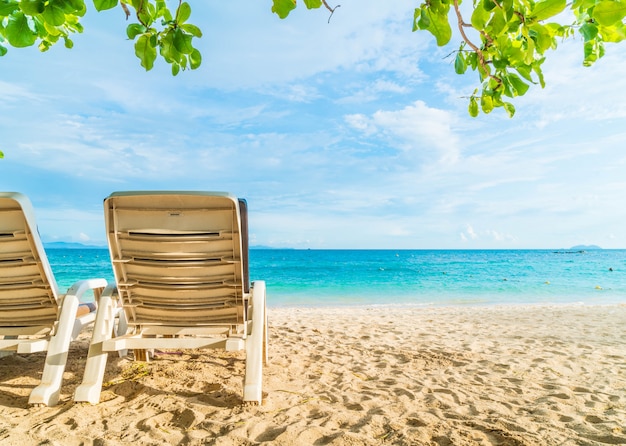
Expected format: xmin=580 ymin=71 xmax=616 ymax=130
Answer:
xmin=44 ymin=242 xmax=107 ymax=249
xmin=570 ymin=245 xmax=602 ymax=250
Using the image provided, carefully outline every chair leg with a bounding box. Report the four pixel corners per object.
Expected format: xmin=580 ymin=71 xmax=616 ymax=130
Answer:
xmin=28 ymin=294 xmax=79 ymax=406
xmin=0 ymin=336 xmax=17 ymax=358
xmin=74 ymin=289 xmax=117 ymax=404
xmin=243 ymin=281 xmax=266 ymax=404
xmin=134 ymin=349 xmax=148 ymax=362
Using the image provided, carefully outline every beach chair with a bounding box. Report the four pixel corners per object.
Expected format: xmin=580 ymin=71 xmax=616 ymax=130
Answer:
xmin=75 ymin=191 xmax=268 ymax=405
xmin=0 ymin=192 xmax=108 ymax=406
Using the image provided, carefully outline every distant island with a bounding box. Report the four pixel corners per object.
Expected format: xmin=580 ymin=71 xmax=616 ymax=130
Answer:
xmin=553 ymin=245 xmax=603 ymax=254
xmin=44 ymin=242 xmax=107 ymax=250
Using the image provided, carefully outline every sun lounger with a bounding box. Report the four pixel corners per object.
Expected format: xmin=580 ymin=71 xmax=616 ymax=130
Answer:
xmin=75 ymin=191 xmax=268 ymax=405
xmin=0 ymin=192 xmax=108 ymax=406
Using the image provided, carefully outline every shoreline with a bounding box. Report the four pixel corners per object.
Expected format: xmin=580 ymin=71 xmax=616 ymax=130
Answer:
xmin=1 ymin=303 xmax=625 ymax=445
xmin=267 ymin=299 xmax=626 ymax=310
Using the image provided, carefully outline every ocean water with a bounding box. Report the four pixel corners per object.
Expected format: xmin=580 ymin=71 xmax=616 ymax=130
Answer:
xmin=46 ymin=249 xmax=626 ymax=308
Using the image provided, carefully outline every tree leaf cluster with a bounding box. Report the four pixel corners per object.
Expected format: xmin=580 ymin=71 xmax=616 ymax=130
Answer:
xmin=414 ymin=0 xmax=626 ymax=116
xmin=1 ymin=0 xmax=202 ymax=74
xmin=278 ymin=0 xmax=626 ymax=117
xmin=2 ymin=0 xmax=626 ymax=116
xmin=1 ymin=0 xmax=85 ymax=54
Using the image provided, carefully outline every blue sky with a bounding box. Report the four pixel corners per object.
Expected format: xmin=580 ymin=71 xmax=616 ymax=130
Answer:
xmin=2 ymin=0 xmax=626 ymax=249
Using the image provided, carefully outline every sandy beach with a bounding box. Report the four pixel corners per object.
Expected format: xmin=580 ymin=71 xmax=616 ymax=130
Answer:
xmin=1 ymin=304 xmax=625 ymax=445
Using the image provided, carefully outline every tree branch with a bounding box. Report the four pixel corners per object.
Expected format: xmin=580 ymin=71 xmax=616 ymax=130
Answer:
xmin=453 ymin=0 xmax=501 ymax=86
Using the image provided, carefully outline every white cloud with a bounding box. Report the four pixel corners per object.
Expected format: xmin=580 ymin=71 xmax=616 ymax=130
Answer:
xmin=346 ymin=101 xmax=460 ymax=164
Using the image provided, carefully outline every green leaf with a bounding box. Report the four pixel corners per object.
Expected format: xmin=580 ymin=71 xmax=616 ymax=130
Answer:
xmin=481 ymin=94 xmax=494 ymax=113
xmin=532 ymin=60 xmax=546 ymax=87
xmin=176 ymin=2 xmax=191 ymax=23
xmin=501 ymin=40 xmax=525 ymax=65
xmin=93 ymin=0 xmax=117 ymax=11
xmin=483 ymin=0 xmax=497 ymax=11
xmin=181 ymin=23 xmax=202 ymax=37
xmin=583 ymin=40 xmax=595 ymax=64
xmin=423 ymin=7 xmax=452 ymax=46
xmin=469 ymin=97 xmax=479 ymax=117
xmin=159 ymin=30 xmax=181 ymax=63
xmin=412 ymin=7 xmax=420 ymax=32
xmin=65 ymin=0 xmax=86 ymax=14
xmin=127 ymin=23 xmax=146 ymax=39
xmin=467 ymin=51 xmax=478 ymax=70
xmin=173 ymin=28 xmax=193 ymax=54
xmin=129 ymin=0 xmax=142 ymax=11
xmin=486 ymin=9 xmax=507 ymax=36
xmin=0 ymin=150 xmax=4 ymax=159
xmin=1 ymin=0 xmax=18 ymax=16
xmin=272 ymin=0 xmax=296 ymax=19
xmin=599 ymin=23 xmax=626 ymax=42
xmin=160 ymin=6 xmax=172 ymax=21
xmin=508 ymin=73 xmax=530 ymax=95
xmin=189 ymin=47 xmax=201 ymax=69
xmin=303 ymin=0 xmax=322 ymax=8
xmin=135 ymin=33 xmax=156 ymax=70
xmin=503 ymin=102 xmax=516 ymax=117
xmin=593 ymin=0 xmax=626 ymax=26
xmin=454 ymin=51 xmax=467 ymax=74
xmin=579 ymin=22 xmax=598 ymax=41
xmin=42 ymin=1 xmax=67 ymax=27
xmin=5 ymin=12 xmax=37 ymax=48
xmin=43 ymin=19 xmax=61 ymax=35
xmin=523 ymin=37 xmax=536 ymax=64
xmin=529 ymin=23 xmax=555 ymax=53
xmin=418 ymin=6 xmax=430 ymax=29
xmin=171 ymin=62 xmax=180 ymax=75
xmin=572 ymin=0 xmax=595 ymax=10
xmin=531 ymin=0 xmax=566 ymax=21
xmin=19 ymin=0 xmax=44 ymax=15
xmin=64 ymin=36 xmax=73 ymax=48
xmin=503 ymin=0 xmax=515 ymax=20
xmin=515 ymin=65 xmax=534 ymax=83
xmin=471 ymin=1 xmax=491 ymax=29
xmin=137 ymin=1 xmax=155 ymax=26
xmin=0 ymin=44 xmax=7 ymax=56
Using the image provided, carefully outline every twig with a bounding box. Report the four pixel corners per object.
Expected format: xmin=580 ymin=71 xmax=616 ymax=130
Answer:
xmin=322 ymin=0 xmax=341 ymax=23
xmin=121 ymin=2 xmax=131 ymax=19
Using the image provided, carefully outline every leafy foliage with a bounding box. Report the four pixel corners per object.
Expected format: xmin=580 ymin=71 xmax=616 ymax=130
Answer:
xmin=0 ymin=0 xmax=202 ymax=74
xmin=1 ymin=0 xmax=626 ymax=116
xmin=276 ymin=0 xmax=626 ymax=117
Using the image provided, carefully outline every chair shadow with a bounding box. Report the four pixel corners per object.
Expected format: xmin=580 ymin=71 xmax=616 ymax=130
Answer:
xmin=101 ymin=350 xmax=246 ymax=409
xmin=0 ymin=339 xmax=94 ymax=408
xmin=1 ymin=342 xmax=247 ymax=410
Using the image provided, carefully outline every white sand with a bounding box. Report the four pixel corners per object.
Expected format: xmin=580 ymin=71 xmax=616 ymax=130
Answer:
xmin=1 ymin=304 xmax=625 ymax=445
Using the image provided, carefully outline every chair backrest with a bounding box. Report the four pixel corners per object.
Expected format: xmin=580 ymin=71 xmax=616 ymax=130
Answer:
xmin=104 ymin=191 xmax=249 ymax=327
xmin=0 ymin=192 xmax=59 ymax=328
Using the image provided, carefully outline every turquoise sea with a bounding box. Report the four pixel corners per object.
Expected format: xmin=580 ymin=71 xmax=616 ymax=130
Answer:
xmin=46 ymin=249 xmax=626 ymax=307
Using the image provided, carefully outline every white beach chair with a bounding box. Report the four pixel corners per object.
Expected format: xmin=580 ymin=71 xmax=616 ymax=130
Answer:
xmin=0 ymin=192 xmax=108 ymax=406
xmin=75 ymin=191 xmax=268 ymax=405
